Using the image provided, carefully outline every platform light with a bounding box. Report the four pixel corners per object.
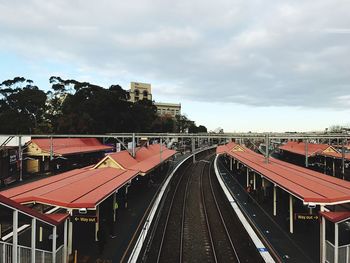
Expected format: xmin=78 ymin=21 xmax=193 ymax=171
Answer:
xmin=79 ymin=208 xmax=87 ymax=214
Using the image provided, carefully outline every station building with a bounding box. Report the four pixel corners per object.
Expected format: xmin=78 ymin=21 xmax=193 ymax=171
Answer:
xmin=24 ymin=138 xmax=113 ymax=175
xmin=0 ymin=143 xmax=176 ymax=262
xmin=217 ymin=142 xmax=350 ymax=263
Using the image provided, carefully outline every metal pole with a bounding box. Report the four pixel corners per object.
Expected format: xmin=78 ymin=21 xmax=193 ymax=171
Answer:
xmin=13 ymin=210 xmax=18 ymax=263
xmin=192 ymin=137 xmax=195 ymax=163
xmin=246 ymin=168 xmax=249 ymax=187
xmin=273 ymin=185 xmax=277 ymax=216
xmin=320 ymin=206 xmax=326 ymax=263
xmin=160 ymin=137 xmax=163 ymax=163
xmin=19 ymin=136 xmax=23 ymax=181
xmin=50 ymin=136 xmax=53 ymax=161
xmin=52 ymin=225 xmax=57 ymax=263
xmin=289 ymin=195 xmax=293 ymax=234
xmin=63 ymin=220 xmax=68 ymax=263
xmin=305 ymin=139 xmax=309 ymax=167
xmin=265 ymin=134 xmax=269 ymax=164
xmin=132 ymin=133 xmax=135 ymax=157
xmin=342 ymin=139 xmax=345 ymax=179
xmin=31 ymin=218 xmax=36 ymax=263
xmin=335 ymin=223 xmax=339 ymax=263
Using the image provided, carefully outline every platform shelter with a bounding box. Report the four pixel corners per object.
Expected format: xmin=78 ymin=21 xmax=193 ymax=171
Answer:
xmin=0 ymin=194 xmax=69 ymax=263
xmin=217 ymin=142 xmax=350 ymax=263
xmin=279 ymin=141 xmax=350 ymax=179
xmin=1 ymin=143 xmax=176 ymax=260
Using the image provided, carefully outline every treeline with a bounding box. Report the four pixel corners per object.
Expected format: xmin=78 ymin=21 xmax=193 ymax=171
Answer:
xmin=0 ymin=77 xmax=207 ymax=134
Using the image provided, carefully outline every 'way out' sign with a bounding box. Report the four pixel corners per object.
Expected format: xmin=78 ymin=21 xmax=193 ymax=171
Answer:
xmin=72 ymin=216 xmax=98 ymax=223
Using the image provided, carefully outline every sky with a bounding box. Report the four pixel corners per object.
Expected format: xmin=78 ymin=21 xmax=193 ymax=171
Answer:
xmin=1 ymin=0 xmax=350 ymax=132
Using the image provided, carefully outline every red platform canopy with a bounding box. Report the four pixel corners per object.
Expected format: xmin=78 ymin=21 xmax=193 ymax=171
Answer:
xmin=217 ymin=142 xmax=350 ymax=205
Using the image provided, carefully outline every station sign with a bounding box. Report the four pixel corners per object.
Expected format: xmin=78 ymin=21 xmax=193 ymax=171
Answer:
xmin=294 ymin=213 xmax=319 ymax=221
xmin=72 ymin=215 xmax=98 ymax=223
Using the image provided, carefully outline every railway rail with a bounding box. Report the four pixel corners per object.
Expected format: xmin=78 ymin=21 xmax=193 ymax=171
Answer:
xmin=140 ymin=150 xmax=263 ymax=262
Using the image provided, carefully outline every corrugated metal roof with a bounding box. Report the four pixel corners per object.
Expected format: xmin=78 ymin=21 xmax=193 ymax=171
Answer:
xmin=217 ymin=142 xmax=350 ymax=205
xmin=0 ymin=194 xmax=66 ymax=225
xmin=30 ymin=138 xmax=113 ymax=156
xmin=0 ymin=167 xmax=138 ymax=209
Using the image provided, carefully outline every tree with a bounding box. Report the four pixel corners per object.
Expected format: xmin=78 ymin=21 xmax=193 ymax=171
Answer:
xmin=0 ymin=77 xmax=47 ymax=133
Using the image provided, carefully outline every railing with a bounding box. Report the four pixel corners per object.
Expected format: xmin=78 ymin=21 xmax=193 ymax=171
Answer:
xmin=326 ymin=240 xmax=350 ymax=263
xmin=0 ymin=242 xmax=12 ymax=263
xmin=0 ymin=241 xmax=64 ymax=263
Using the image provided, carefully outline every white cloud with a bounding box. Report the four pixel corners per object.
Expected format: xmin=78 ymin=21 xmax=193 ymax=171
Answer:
xmin=1 ymin=0 xmax=350 ymax=111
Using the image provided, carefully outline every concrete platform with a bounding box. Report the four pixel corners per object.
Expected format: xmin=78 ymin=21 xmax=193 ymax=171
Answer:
xmin=217 ymin=156 xmax=318 ymax=263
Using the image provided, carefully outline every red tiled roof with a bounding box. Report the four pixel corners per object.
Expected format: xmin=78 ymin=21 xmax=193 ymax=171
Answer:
xmin=0 ymin=167 xmax=138 ymax=209
xmin=0 ymin=194 xmax=65 ymax=226
xmin=103 ymin=144 xmax=176 ymax=173
xmin=217 ymin=143 xmax=350 ymax=205
xmin=30 ymin=138 xmax=113 ymax=156
xmin=320 ymin=211 xmax=350 ymax=223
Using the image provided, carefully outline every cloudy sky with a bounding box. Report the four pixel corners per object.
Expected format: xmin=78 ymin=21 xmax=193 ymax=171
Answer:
xmin=1 ymin=0 xmax=350 ymax=132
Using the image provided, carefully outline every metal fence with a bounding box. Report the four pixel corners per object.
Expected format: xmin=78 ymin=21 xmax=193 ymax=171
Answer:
xmin=326 ymin=240 xmax=350 ymax=263
xmin=0 ymin=241 xmax=64 ymax=263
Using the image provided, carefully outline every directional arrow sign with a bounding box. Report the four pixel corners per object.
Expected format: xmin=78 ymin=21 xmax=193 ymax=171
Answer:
xmin=72 ymin=216 xmax=97 ymax=223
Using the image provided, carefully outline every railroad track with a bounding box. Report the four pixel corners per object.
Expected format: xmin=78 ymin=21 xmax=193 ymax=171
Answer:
xmin=142 ymin=150 xmax=263 ymax=263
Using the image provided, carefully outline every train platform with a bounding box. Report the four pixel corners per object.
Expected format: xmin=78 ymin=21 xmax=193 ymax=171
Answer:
xmin=216 ymin=157 xmax=317 ymax=263
xmin=78 ymin=152 xmax=190 ymax=263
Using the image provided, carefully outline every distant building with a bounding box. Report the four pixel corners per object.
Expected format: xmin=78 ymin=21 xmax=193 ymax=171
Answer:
xmin=154 ymin=102 xmax=181 ymax=118
xmin=128 ymin=82 xmax=181 ymax=118
xmin=128 ymin=82 xmax=152 ymax=102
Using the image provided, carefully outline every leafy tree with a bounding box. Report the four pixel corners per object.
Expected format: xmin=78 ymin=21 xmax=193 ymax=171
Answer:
xmin=0 ymin=77 xmax=47 ymax=133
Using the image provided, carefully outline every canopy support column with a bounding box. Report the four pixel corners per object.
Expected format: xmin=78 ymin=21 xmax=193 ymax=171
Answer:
xmin=246 ymin=168 xmax=249 ymax=187
xmin=52 ymin=225 xmax=57 ymax=263
xmin=95 ymin=206 xmax=99 ymax=241
xmin=113 ymin=192 xmax=117 ymax=222
xmin=289 ymin=195 xmax=293 ymax=234
xmin=230 ymin=157 xmax=232 ymax=171
xmin=335 ymin=222 xmax=339 ymax=263
xmin=273 ymin=185 xmax=277 ymax=216
xmin=236 ymin=160 xmax=239 ymax=170
xmin=262 ymin=177 xmax=266 ymax=197
xmin=31 ymin=218 xmax=36 ymax=263
xmin=68 ymin=220 xmax=73 ymax=255
xmin=253 ymin=173 xmax=256 ymax=190
xmin=12 ymin=210 xmax=18 ymax=263
xmin=332 ymin=159 xmax=335 ymax=177
xmin=320 ymin=206 xmax=326 ymax=263
xmin=64 ymin=219 xmax=68 ymax=263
